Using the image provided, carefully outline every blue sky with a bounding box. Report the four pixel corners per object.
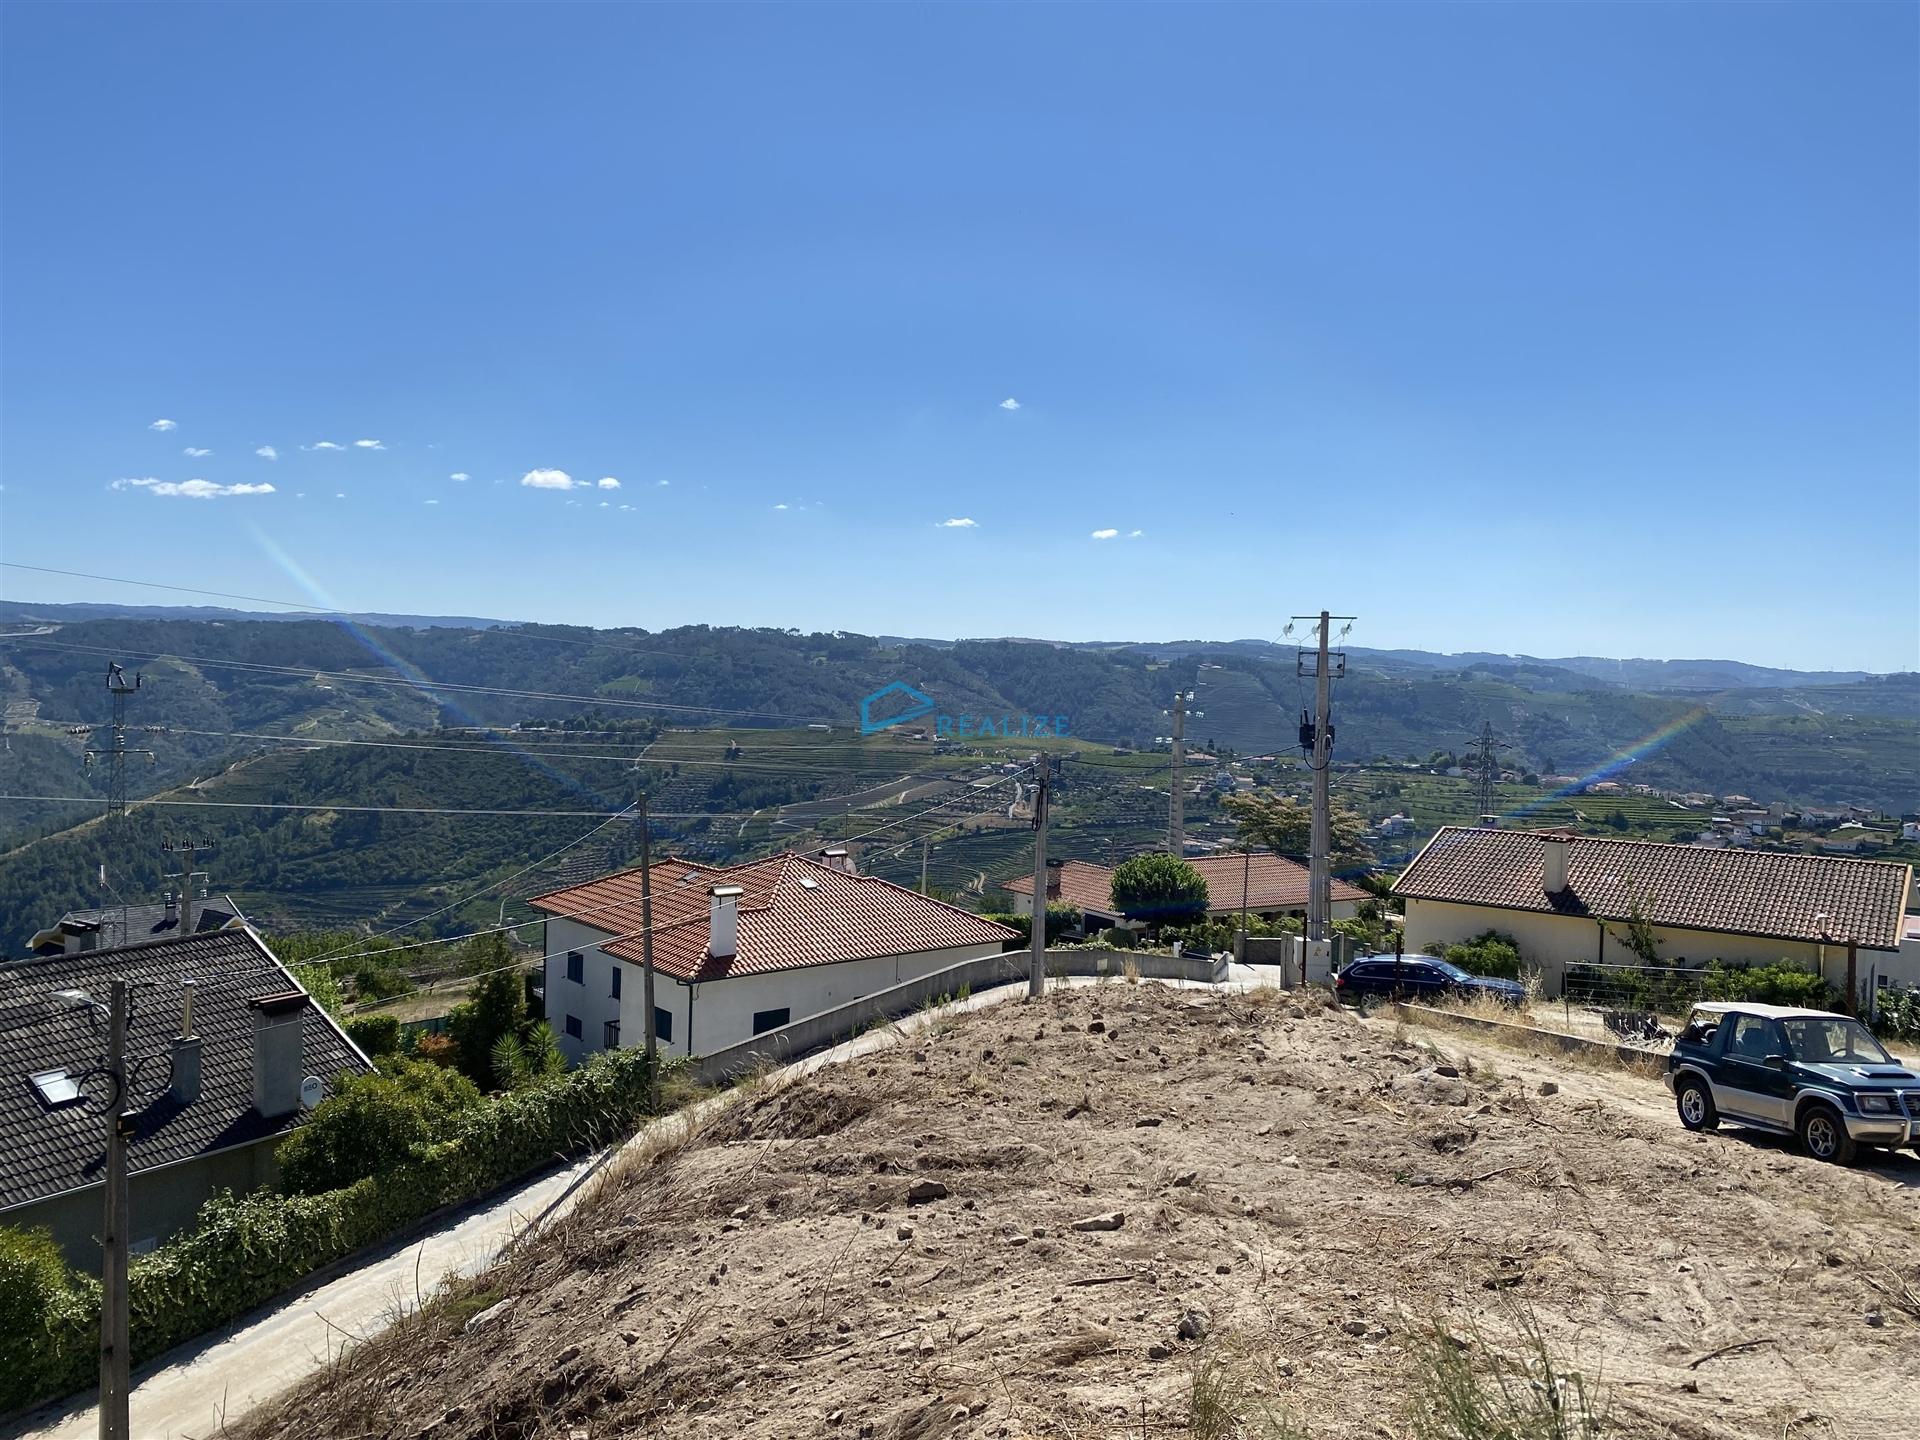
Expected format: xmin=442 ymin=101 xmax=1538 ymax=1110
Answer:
xmin=2 ymin=2 xmax=1914 ymax=671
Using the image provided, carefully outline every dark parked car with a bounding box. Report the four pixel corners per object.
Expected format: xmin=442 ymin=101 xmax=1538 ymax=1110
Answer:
xmin=1665 ymin=1002 xmax=1918 ymax=1165
xmin=1334 ymin=954 xmax=1526 ymax=1007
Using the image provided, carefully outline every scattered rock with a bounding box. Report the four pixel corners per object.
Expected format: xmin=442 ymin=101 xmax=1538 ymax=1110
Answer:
xmin=826 ymin=1411 xmax=845 ymax=1427
xmin=1135 ymin=1116 xmax=1163 ymax=1128
xmin=907 ymin=1179 xmax=949 ymax=1204
xmin=463 ymin=1298 xmax=514 ymax=1332
xmin=1071 ymin=1211 xmax=1126 ymax=1232
xmin=1007 ymin=1234 xmax=1030 ymax=1248
xmin=1434 ymin=1064 xmax=1461 ymax=1079
xmin=955 ymin=1322 xmax=983 ymax=1343
xmin=1171 ymin=1170 xmax=1198 ymax=1188
xmin=554 ymin=1344 xmax=581 ymax=1367
xmin=1866 ymin=1310 xmax=1886 ymax=1328
xmin=1087 ymin=1020 xmax=1106 ymax=1033
xmin=1537 ymin=1081 xmax=1559 ymax=1096
xmin=897 ymin=1224 xmax=915 ymax=1241
xmin=1147 ymin=1343 xmax=1173 ymax=1360
xmin=1341 ymin=1320 xmax=1369 ymax=1337
xmin=1177 ymin=1306 xmax=1211 ymax=1341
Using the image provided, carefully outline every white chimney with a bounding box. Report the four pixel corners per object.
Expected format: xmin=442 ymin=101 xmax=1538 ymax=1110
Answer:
xmin=247 ymin=991 xmax=306 ymax=1118
xmin=709 ymin=884 xmax=744 ymax=959
xmin=821 ymin=847 xmax=855 ymax=875
xmin=1540 ymin=832 xmax=1572 ymax=896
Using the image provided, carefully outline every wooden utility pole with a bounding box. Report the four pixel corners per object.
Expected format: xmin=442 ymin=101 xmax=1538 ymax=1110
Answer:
xmin=1028 ymin=753 xmax=1049 ymax=999
xmin=100 ymin=978 xmax=131 ymax=1440
xmin=638 ymin=798 xmax=658 ymax=1113
xmin=920 ymin=836 xmax=930 ymax=895
xmin=1845 ymin=937 xmax=1858 ymax=1017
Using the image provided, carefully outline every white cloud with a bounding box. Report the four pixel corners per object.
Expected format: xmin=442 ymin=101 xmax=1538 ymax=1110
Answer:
xmin=599 ymin=500 xmax=611 ymax=508
xmin=1127 ymin=529 xmax=1145 ymax=539
xmin=1091 ymin=528 xmax=1119 ymax=540
xmin=113 ymin=477 xmax=276 ymax=500
xmin=597 ymin=477 xmax=621 ymax=490
xmin=999 ymin=398 xmax=1021 ymax=411
xmin=618 ymin=504 xmax=634 ymax=511
xmin=255 ymin=445 xmax=278 ymax=460
xmin=520 ymin=468 xmax=581 ymax=490
xmin=424 ymin=498 xmax=440 ymax=505
xmin=304 ymin=441 xmax=346 ymax=451
xmin=335 ymin=492 xmax=346 ymax=499
xmin=353 ymin=439 xmax=384 ymax=450
xmin=149 ymin=418 xmax=177 ymax=432
xmin=773 ymin=503 xmax=789 ymax=511
xmin=656 ymin=478 xmax=670 ymax=487
xmin=938 ymin=517 xmax=978 ymax=529
xmin=183 ymin=447 xmax=212 ymax=457
xmin=450 ymin=472 xmax=470 ymax=482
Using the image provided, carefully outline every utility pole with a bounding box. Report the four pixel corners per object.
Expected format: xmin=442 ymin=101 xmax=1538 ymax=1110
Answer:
xmin=1028 ymin=753 xmax=1049 ymax=999
xmin=100 ymin=978 xmax=131 ymax=1440
xmin=84 ymin=664 xmax=153 ymax=821
xmin=920 ymin=836 xmax=930 ymax=895
xmin=1293 ymin=612 xmax=1353 ymax=946
xmin=1238 ymin=844 xmax=1251 ymax=963
xmin=638 ymin=796 xmax=658 ymax=1113
xmin=161 ymin=838 xmax=213 ymax=935
xmin=1845 ymin=936 xmax=1858 ymax=1018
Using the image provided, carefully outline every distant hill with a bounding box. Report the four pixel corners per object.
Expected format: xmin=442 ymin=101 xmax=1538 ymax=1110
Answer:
xmin=0 ymin=599 xmax=509 ymax=630
xmin=2 ymin=613 xmax=1914 ymax=862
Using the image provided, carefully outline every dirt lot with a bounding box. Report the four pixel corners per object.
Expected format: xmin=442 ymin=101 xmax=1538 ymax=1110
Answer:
xmin=235 ymin=981 xmax=1920 ymax=1440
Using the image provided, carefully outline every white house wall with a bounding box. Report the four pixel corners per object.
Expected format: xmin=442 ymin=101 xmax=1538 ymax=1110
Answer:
xmin=1400 ymin=897 xmax=1882 ymax=997
xmin=682 ymin=941 xmax=1004 ymax=1056
xmin=544 ymin=920 xmax=1003 ymax=1064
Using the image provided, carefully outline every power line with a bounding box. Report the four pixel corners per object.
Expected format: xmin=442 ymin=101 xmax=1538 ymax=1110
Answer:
xmin=0 ymin=793 xmax=691 ymax=818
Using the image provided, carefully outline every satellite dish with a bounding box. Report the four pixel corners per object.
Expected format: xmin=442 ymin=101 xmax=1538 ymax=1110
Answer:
xmin=299 ymin=1076 xmax=324 ymax=1111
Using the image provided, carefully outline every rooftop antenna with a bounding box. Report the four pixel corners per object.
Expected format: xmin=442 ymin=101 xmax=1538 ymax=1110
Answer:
xmin=84 ymin=664 xmax=154 ymax=820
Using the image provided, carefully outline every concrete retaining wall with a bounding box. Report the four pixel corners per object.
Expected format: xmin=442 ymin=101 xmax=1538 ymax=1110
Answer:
xmin=691 ymin=946 xmax=1227 ymax=1086
xmin=1389 ymin=1002 xmax=1666 ymax=1070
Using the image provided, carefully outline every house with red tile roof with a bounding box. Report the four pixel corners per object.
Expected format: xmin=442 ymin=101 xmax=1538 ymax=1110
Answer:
xmin=1394 ymin=827 xmax=1916 ymax=999
xmin=528 ymin=851 xmax=1018 ymax=1064
xmin=1002 ymin=853 xmax=1369 ymax=929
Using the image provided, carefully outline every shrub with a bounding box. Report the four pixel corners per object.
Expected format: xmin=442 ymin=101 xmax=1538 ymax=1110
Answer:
xmin=1100 ymin=926 xmax=1137 ymax=950
xmin=1874 ymin=986 xmax=1920 ymax=1044
xmin=0 ymin=1227 xmax=98 ymax=1412
xmin=276 ymin=1060 xmax=483 ymax=1195
xmin=1443 ymin=930 xmax=1523 ymax=981
xmin=344 ymin=1012 xmax=402 ymax=1057
xmin=1700 ymin=961 xmax=1834 ymax=1010
xmin=1110 ymin=854 xmax=1210 ymax=926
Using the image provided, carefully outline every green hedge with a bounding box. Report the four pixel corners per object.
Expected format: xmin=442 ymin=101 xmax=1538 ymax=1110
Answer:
xmin=343 ymin=1013 xmax=402 ymax=1057
xmin=0 ymin=1227 xmax=99 ymax=1413
xmin=0 ymin=1045 xmax=672 ymax=1413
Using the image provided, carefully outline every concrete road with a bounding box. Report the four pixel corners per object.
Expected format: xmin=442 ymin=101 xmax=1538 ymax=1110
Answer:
xmin=16 ymin=972 xmax=1256 ymax=1440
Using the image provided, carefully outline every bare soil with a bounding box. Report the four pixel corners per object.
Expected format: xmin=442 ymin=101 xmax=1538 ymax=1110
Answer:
xmin=234 ymin=982 xmax=1920 ymax=1440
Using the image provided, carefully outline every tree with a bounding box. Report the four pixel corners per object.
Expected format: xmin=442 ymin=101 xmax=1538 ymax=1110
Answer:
xmin=1110 ymin=854 xmax=1210 ymax=926
xmin=447 ymin=966 xmax=530 ymax=1088
xmin=276 ymin=1060 xmax=482 ymax=1195
xmin=1221 ymin=792 xmax=1372 ymax=864
xmin=490 ymin=1022 xmax=566 ymax=1091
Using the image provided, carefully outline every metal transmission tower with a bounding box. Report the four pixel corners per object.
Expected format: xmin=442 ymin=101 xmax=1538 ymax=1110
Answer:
xmin=1159 ymin=688 xmax=1202 ymax=856
xmin=84 ymin=664 xmax=154 ymax=819
xmin=1473 ymin=721 xmax=1499 ymax=824
xmin=1291 ymin=612 xmax=1353 ymax=949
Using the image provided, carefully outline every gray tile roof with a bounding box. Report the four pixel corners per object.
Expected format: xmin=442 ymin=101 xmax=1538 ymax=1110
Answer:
xmin=39 ymin=896 xmax=245 ymax=952
xmin=1393 ymin=826 xmax=1913 ymax=951
xmin=0 ymin=928 xmax=373 ymax=1213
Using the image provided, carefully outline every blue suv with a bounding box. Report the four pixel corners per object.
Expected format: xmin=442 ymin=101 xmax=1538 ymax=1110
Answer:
xmin=1334 ymin=954 xmax=1526 ymax=1007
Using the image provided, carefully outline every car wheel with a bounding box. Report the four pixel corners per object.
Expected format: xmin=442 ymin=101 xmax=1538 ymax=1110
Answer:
xmin=1675 ymin=1076 xmax=1718 ymax=1132
xmin=1796 ymin=1103 xmax=1857 ymax=1166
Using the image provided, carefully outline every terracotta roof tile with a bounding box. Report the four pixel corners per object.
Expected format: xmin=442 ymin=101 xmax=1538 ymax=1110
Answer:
xmin=1392 ymin=827 xmax=1912 ymax=951
xmin=529 ymin=854 xmax=1018 ymax=982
